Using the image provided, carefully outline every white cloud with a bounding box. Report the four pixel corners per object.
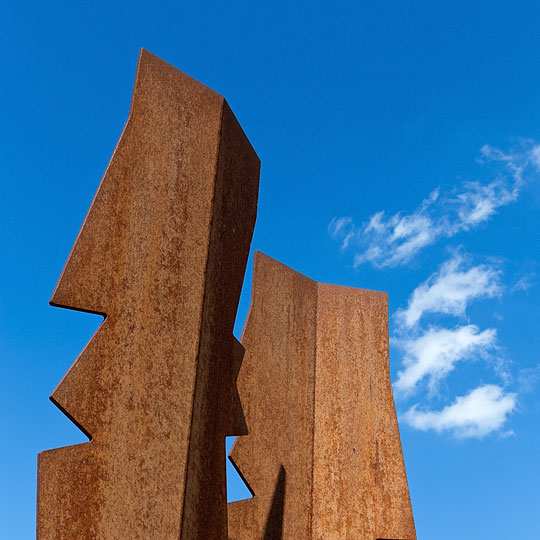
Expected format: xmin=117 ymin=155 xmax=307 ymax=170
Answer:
xmin=328 ymin=217 xmax=354 ymax=249
xmin=530 ymin=145 xmax=540 ymax=171
xmin=479 ymin=142 xmax=540 ymax=184
xmin=394 ymin=325 xmax=497 ymax=396
xmin=351 ymin=190 xmax=442 ymax=268
xmin=396 ymin=255 xmax=502 ymax=328
xmin=511 ymin=274 xmax=536 ymax=292
xmin=453 ymin=179 xmax=517 ymax=227
xmin=403 ymin=384 xmax=517 ymax=438
xmin=330 ymin=141 xmax=540 ymax=268
xmin=517 ymin=364 xmax=540 ymax=394
xmin=328 ymin=216 xmax=352 ymax=237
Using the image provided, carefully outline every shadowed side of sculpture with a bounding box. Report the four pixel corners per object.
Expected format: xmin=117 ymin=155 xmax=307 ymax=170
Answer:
xmin=262 ymin=466 xmax=286 ymax=540
xmin=37 ymin=49 xmax=259 ymax=540
xmin=228 ymin=252 xmax=416 ymax=540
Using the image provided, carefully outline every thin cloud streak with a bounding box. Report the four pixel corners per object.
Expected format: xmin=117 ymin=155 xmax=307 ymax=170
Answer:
xmin=511 ymin=274 xmax=536 ymax=292
xmin=403 ymin=384 xmax=517 ymax=439
xmin=330 ymin=141 xmax=540 ymax=268
xmin=328 ymin=216 xmax=352 ymax=239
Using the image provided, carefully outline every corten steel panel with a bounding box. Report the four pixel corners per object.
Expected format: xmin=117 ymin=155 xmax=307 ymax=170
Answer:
xmin=228 ymin=252 xmax=416 ymax=540
xmin=228 ymin=252 xmax=317 ymax=540
xmin=37 ymin=49 xmax=260 ymax=540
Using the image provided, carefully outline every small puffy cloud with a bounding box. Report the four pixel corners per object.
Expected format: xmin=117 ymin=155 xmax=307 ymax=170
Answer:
xmin=396 ymin=255 xmax=502 ymax=328
xmin=330 ymin=141 xmax=540 ymax=268
xmin=403 ymin=384 xmax=517 ymax=438
xmin=394 ymin=325 xmax=497 ymax=396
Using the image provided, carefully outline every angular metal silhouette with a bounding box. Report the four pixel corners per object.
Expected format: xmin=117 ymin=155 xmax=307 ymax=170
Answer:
xmin=37 ymin=49 xmax=260 ymax=540
xmin=228 ymin=252 xmax=416 ymax=540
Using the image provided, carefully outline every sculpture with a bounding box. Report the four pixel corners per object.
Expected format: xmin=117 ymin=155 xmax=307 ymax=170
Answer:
xmin=38 ymin=50 xmax=416 ymax=540
xmin=37 ymin=49 xmax=260 ymax=540
xmin=228 ymin=252 xmax=416 ymax=540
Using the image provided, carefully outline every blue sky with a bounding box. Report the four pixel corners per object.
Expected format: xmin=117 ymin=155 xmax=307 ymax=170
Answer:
xmin=2 ymin=1 xmax=540 ymax=538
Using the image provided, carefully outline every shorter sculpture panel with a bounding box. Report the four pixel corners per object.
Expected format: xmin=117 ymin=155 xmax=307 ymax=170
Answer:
xmin=228 ymin=252 xmax=416 ymax=540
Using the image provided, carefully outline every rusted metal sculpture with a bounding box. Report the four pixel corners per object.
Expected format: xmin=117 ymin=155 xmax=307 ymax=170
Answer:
xmin=228 ymin=252 xmax=416 ymax=540
xmin=37 ymin=49 xmax=260 ymax=540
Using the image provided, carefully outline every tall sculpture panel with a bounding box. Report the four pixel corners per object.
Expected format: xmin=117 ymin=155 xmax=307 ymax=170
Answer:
xmin=228 ymin=252 xmax=416 ymax=540
xmin=37 ymin=50 xmax=260 ymax=540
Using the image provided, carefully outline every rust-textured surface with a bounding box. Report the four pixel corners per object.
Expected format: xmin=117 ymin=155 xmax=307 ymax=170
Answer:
xmin=228 ymin=252 xmax=416 ymax=540
xmin=37 ymin=49 xmax=260 ymax=540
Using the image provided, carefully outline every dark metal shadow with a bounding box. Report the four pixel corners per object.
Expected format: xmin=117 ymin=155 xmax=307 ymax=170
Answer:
xmin=262 ymin=466 xmax=286 ymax=540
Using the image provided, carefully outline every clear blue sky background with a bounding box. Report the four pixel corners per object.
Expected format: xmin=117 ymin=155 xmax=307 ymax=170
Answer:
xmin=2 ymin=1 xmax=540 ymax=538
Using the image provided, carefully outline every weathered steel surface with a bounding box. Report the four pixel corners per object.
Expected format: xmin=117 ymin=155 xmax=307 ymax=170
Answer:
xmin=228 ymin=252 xmax=416 ymax=540
xmin=37 ymin=49 xmax=259 ymax=540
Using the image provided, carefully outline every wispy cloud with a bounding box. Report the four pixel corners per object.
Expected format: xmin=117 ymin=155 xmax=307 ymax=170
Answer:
xmin=394 ymin=325 xmax=497 ymax=396
xmin=403 ymin=384 xmax=517 ymax=438
xmin=328 ymin=216 xmax=352 ymax=238
xmin=347 ymin=178 xmax=515 ymax=268
xmin=517 ymin=364 xmax=540 ymax=394
xmin=396 ymin=254 xmax=502 ymax=329
xmin=453 ymin=178 xmax=517 ymax=228
xmin=328 ymin=217 xmax=354 ymax=249
xmin=330 ymin=141 xmax=540 ymax=268
xmin=511 ymin=274 xmax=536 ymax=292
